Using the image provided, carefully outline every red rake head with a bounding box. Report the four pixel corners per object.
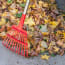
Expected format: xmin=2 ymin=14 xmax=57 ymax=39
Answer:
xmin=2 ymin=25 xmax=28 ymax=57
xmin=2 ymin=0 xmax=30 ymax=57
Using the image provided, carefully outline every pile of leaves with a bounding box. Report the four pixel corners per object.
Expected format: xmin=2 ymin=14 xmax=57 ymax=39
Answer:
xmin=24 ymin=0 xmax=65 ymax=58
xmin=0 ymin=0 xmax=65 ymax=59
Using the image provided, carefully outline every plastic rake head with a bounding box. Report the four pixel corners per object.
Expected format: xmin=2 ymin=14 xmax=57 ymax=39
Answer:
xmin=2 ymin=0 xmax=29 ymax=57
xmin=2 ymin=25 xmax=28 ymax=57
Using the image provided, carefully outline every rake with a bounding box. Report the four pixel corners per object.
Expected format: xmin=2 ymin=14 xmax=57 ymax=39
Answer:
xmin=2 ymin=0 xmax=30 ymax=57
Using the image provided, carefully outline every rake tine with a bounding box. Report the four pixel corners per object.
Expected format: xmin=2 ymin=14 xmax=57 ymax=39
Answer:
xmin=16 ymin=43 xmax=18 ymax=53
xmin=18 ymin=44 xmax=20 ymax=54
xmin=11 ymin=40 xmax=14 ymax=52
xmin=12 ymin=40 xmax=16 ymax=52
xmin=24 ymin=45 xmax=25 ymax=57
xmin=2 ymin=38 xmax=7 ymax=46
xmin=13 ymin=41 xmax=17 ymax=52
xmin=4 ymin=37 xmax=10 ymax=48
xmin=20 ymin=34 xmax=22 ymax=42
xmin=6 ymin=38 xmax=10 ymax=48
xmin=16 ymin=33 xmax=19 ymax=40
xmin=26 ymin=46 xmax=28 ymax=57
xmin=21 ymin=44 xmax=23 ymax=56
xmin=22 ymin=35 xmax=23 ymax=42
xmin=14 ymin=42 xmax=17 ymax=53
xmin=18 ymin=32 xmax=21 ymax=41
xmin=10 ymin=40 xmax=15 ymax=52
xmin=8 ymin=39 xmax=12 ymax=49
xmin=13 ymin=41 xmax=15 ymax=51
xmin=20 ymin=33 xmax=22 ymax=41
xmin=24 ymin=35 xmax=26 ymax=56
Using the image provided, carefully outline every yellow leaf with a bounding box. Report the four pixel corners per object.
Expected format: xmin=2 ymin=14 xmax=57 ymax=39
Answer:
xmin=24 ymin=0 xmax=26 ymax=2
xmin=50 ymin=21 xmax=59 ymax=26
xmin=41 ymin=55 xmax=50 ymax=60
xmin=48 ymin=43 xmax=52 ymax=49
xmin=2 ymin=5 xmax=6 ymax=9
xmin=2 ymin=12 xmax=7 ymax=16
xmin=63 ymin=32 xmax=65 ymax=38
xmin=10 ymin=16 xmax=15 ymax=19
xmin=24 ymin=17 xmax=35 ymax=26
xmin=39 ymin=1 xmax=43 ymax=7
xmin=0 ymin=18 xmax=6 ymax=25
xmin=29 ymin=5 xmax=32 ymax=8
xmin=53 ymin=46 xmax=59 ymax=52
xmin=40 ymin=48 xmax=46 ymax=52
xmin=43 ymin=2 xmax=48 ymax=7
xmin=10 ymin=9 xmax=18 ymax=14
xmin=42 ymin=32 xmax=49 ymax=36
xmin=49 ymin=21 xmax=59 ymax=29
xmin=44 ymin=19 xmax=49 ymax=24
xmin=32 ymin=4 xmax=36 ymax=8
xmin=42 ymin=12 xmax=46 ymax=17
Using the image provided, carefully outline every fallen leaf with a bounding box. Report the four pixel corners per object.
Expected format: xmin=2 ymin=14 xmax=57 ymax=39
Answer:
xmin=41 ymin=55 xmax=50 ymax=60
xmin=24 ymin=17 xmax=35 ymax=26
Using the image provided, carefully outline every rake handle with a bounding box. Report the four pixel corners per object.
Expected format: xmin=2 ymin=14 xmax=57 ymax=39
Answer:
xmin=18 ymin=0 xmax=29 ymax=28
xmin=18 ymin=14 xmax=26 ymax=28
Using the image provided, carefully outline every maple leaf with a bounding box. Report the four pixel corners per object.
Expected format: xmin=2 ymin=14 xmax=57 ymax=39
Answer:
xmin=41 ymin=55 xmax=50 ymax=60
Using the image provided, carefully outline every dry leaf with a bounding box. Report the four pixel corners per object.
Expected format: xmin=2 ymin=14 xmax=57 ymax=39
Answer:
xmin=24 ymin=17 xmax=35 ymax=26
xmin=41 ymin=55 xmax=50 ymax=60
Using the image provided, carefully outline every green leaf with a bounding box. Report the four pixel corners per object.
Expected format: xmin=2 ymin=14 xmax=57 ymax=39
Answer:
xmin=20 ymin=3 xmax=25 ymax=7
xmin=6 ymin=18 xmax=9 ymax=23
xmin=44 ymin=39 xmax=47 ymax=42
xmin=0 ymin=26 xmax=2 ymax=29
xmin=7 ymin=0 xmax=12 ymax=3
xmin=39 ymin=25 xmax=42 ymax=29
xmin=40 ymin=50 xmax=45 ymax=53
xmin=63 ymin=12 xmax=65 ymax=14
xmin=51 ymin=54 xmax=56 ymax=57
xmin=16 ymin=12 xmax=22 ymax=18
xmin=63 ymin=17 xmax=65 ymax=21
xmin=39 ymin=24 xmax=48 ymax=32
xmin=54 ymin=31 xmax=57 ymax=34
